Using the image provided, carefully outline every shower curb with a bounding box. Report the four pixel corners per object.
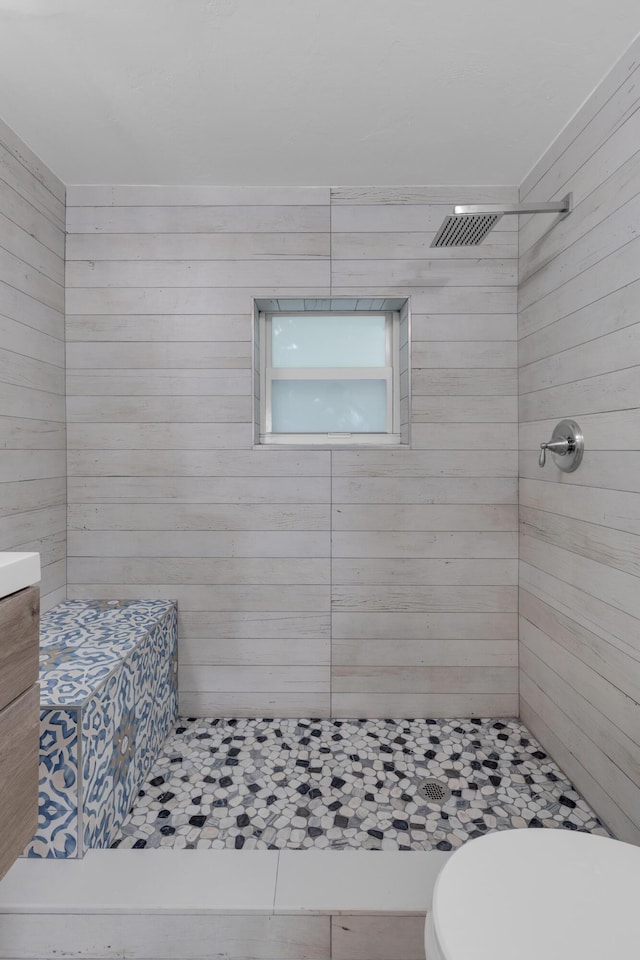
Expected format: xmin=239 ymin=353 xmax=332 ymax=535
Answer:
xmin=0 ymin=849 xmax=450 ymax=959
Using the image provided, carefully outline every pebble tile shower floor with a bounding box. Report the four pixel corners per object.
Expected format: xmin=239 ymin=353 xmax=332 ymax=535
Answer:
xmin=112 ymin=717 xmax=610 ymax=851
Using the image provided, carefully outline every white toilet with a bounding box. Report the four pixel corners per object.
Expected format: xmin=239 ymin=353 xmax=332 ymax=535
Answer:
xmin=425 ymin=827 xmax=640 ymax=959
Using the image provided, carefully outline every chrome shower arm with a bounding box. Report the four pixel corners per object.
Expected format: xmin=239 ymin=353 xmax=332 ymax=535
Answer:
xmin=431 ymin=193 xmax=572 ymax=247
xmin=454 ymin=193 xmax=572 ymax=218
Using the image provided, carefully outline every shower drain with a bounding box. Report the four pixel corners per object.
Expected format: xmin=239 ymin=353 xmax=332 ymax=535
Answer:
xmin=417 ymin=778 xmax=451 ymax=804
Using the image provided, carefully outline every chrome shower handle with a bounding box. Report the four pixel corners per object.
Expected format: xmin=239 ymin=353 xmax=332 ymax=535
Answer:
xmin=539 ymin=438 xmax=570 ymax=467
xmin=538 ymin=419 xmax=584 ymax=472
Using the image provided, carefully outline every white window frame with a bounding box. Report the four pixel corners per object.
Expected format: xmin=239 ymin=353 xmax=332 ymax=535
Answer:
xmin=259 ymin=310 xmax=401 ymax=445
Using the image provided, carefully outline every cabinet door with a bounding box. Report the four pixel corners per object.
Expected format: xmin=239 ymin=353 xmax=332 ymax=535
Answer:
xmin=0 ymin=685 xmax=39 ymax=880
xmin=0 ymin=586 xmax=39 ymax=711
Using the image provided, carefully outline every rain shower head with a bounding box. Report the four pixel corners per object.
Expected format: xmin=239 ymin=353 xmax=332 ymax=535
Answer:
xmin=431 ymin=193 xmax=572 ymax=248
xmin=432 ymin=212 xmax=502 ymax=247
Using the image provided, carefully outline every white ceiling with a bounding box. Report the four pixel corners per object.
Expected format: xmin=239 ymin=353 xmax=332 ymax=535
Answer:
xmin=0 ymin=0 xmax=639 ymax=186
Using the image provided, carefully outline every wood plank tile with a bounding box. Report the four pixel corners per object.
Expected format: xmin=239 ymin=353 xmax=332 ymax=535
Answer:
xmin=178 ymin=612 xmax=330 ymax=641
xmin=67 ymin=258 xmax=330 ymax=288
xmin=412 ymin=313 xmax=517 ymax=341
xmin=331 ymin=915 xmax=426 ymax=960
xmin=69 ymin=501 xmax=329 ymax=532
xmin=332 ymin=505 xmax=517 ymax=532
xmin=332 ymin=665 xmax=517 ymax=695
xmin=0 ymin=913 xmax=331 ymax=960
xmin=68 ymin=475 xmax=330 ymax=504
xmin=332 ymin=558 xmax=517 ymax=586
xmin=332 ymin=259 xmax=516 ymax=288
xmin=66 ymin=314 xmax=252 ymax=342
xmin=180 ymin=664 xmax=330 ymax=694
xmin=69 ymin=530 xmax=330 ymax=559
xmin=68 ymin=583 xmax=330 ymax=612
xmin=68 ymin=450 xmax=331 ymax=477
xmin=66 ymin=203 xmax=331 ymax=233
xmin=181 ymin=636 xmax=330 ymax=667
xmin=331 ymin=186 xmax=517 ymax=205
xmin=332 ymin=231 xmax=515 ymax=259
xmin=412 ymin=395 xmax=517 ymax=422
xmin=67 ymin=556 xmax=329 ymax=586
xmin=332 ymin=692 xmax=518 ymax=718
xmin=412 ymin=340 xmax=517 ymax=368
xmin=66 ymin=340 xmax=252 ymax=369
xmin=66 ymin=370 xmax=252 ymax=397
xmin=332 ymin=530 xmax=518 ymax=558
xmin=332 ymin=477 xmax=517 ymax=504
xmin=67 ymin=422 xmax=254 ymax=450
xmin=519 ymin=590 xmax=640 ymax=702
xmin=66 ymin=395 xmax=251 ymax=423
xmin=411 ymin=423 xmax=517 ymax=450
xmin=332 ymin=585 xmax=517 ymax=612
xmin=520 ymin=621 xmax=640 ymax=752
xmin=66 ymin=286 xmax=332 ymax=316
xmin=67 ymin=185 xmax=330 ymax=206
xmin=334 ymin=638 xmax=517 ymax=668
xmin=67 ymin=232 xmax=330 ymax=261
xmin=331 ymin=450 xmax=516 ymax=478
xmin=332 ymin=612 xmax=518 ymax=640
xmin=180 ymin=692 xmax=331 ymax=718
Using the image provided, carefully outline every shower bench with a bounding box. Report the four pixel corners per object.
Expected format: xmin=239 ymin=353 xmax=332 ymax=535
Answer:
xmin=24 ymin=599 xmax=178 ymax=859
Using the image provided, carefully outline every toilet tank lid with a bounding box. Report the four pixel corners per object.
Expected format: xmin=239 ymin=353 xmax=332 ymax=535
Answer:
xmin=431 ymin=828 xmax=640 ymax=960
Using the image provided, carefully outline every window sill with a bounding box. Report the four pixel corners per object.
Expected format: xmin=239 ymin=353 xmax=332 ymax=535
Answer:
xmin=252 ymin=442 xmax=411 ymax=451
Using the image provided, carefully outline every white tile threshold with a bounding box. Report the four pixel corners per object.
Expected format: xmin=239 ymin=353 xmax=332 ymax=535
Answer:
xmin=0 ymin=850 xmax=450 ymax=916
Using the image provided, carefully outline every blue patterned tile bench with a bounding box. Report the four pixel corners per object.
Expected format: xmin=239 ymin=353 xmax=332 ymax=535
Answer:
xmin=25 ymin=599 xmax=178 ymax=859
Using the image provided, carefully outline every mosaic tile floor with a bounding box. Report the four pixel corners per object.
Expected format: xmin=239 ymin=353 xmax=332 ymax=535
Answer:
xmin=111 ymin=717 xmax=610 ymax=851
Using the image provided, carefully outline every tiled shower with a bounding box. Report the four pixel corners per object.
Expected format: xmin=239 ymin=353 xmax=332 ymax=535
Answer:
xmin=64 ymin=181 xmax=519 ymax=721
xmin=1 ymin=31 xmax=639 ymax=870
xmin=111 ymin=716 xmax=607 ymax=851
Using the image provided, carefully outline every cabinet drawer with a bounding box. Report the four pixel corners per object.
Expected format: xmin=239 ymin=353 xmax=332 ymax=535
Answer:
xmin=0 ymin=685 xmax=39 ymax=880
xmin=0 ymin=585 xmax=39 ymax=711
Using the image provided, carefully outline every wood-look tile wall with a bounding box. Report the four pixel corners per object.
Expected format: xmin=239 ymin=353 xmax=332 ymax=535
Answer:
xmin=65 ymin=183 xmax=519 ymax=717
xmin=0 ymin=911 xmax=428 ymax=960
xmin=518 ymin=37 xmax=640 ymax=843
xmin=0 ymin=120 xmax=66 ymax=611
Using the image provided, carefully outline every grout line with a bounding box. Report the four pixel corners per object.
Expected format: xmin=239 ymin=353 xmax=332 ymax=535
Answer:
xmin=517 ymin=204 xmax=521 ymax=721
xmin=272 ymin=851 xmax=280 ymax=916
xmin=330 ymin=448 xmax=333 ymax=719
xmin=63 ymin=195 xmax=69 ymax=604
xmin=329 ymin=908 xmax=333 ymax=958
xmin=329 ymin=191 xmax=333 ymax=298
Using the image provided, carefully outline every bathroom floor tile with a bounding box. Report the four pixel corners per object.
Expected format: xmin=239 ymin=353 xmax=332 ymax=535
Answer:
xmin=111 ymin=717 xmax=610 ymax=851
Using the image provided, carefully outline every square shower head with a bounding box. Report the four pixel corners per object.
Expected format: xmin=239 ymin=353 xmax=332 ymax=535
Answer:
xmin=431 ymin=212 xmax=503 ymax=247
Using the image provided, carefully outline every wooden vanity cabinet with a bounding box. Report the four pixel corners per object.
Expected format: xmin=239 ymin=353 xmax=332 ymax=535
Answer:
xmin=0 ymin=585 xmax=39 ymax=881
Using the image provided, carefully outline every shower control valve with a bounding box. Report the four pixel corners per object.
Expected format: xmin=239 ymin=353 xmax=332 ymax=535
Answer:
xmin=538 ymin=419 xmax=584 ymax=473
xmin=538 ymin=438 xmax=570 ymax=467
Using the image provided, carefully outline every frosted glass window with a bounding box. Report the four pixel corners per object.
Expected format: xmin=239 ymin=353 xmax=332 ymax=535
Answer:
xmin=272 ymin=315 xmax=387 ymax=368
xmin=271 ymin=379 xmax=387 ymax=433
xmin=258 ymin=309 xmax=401 ymax=445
